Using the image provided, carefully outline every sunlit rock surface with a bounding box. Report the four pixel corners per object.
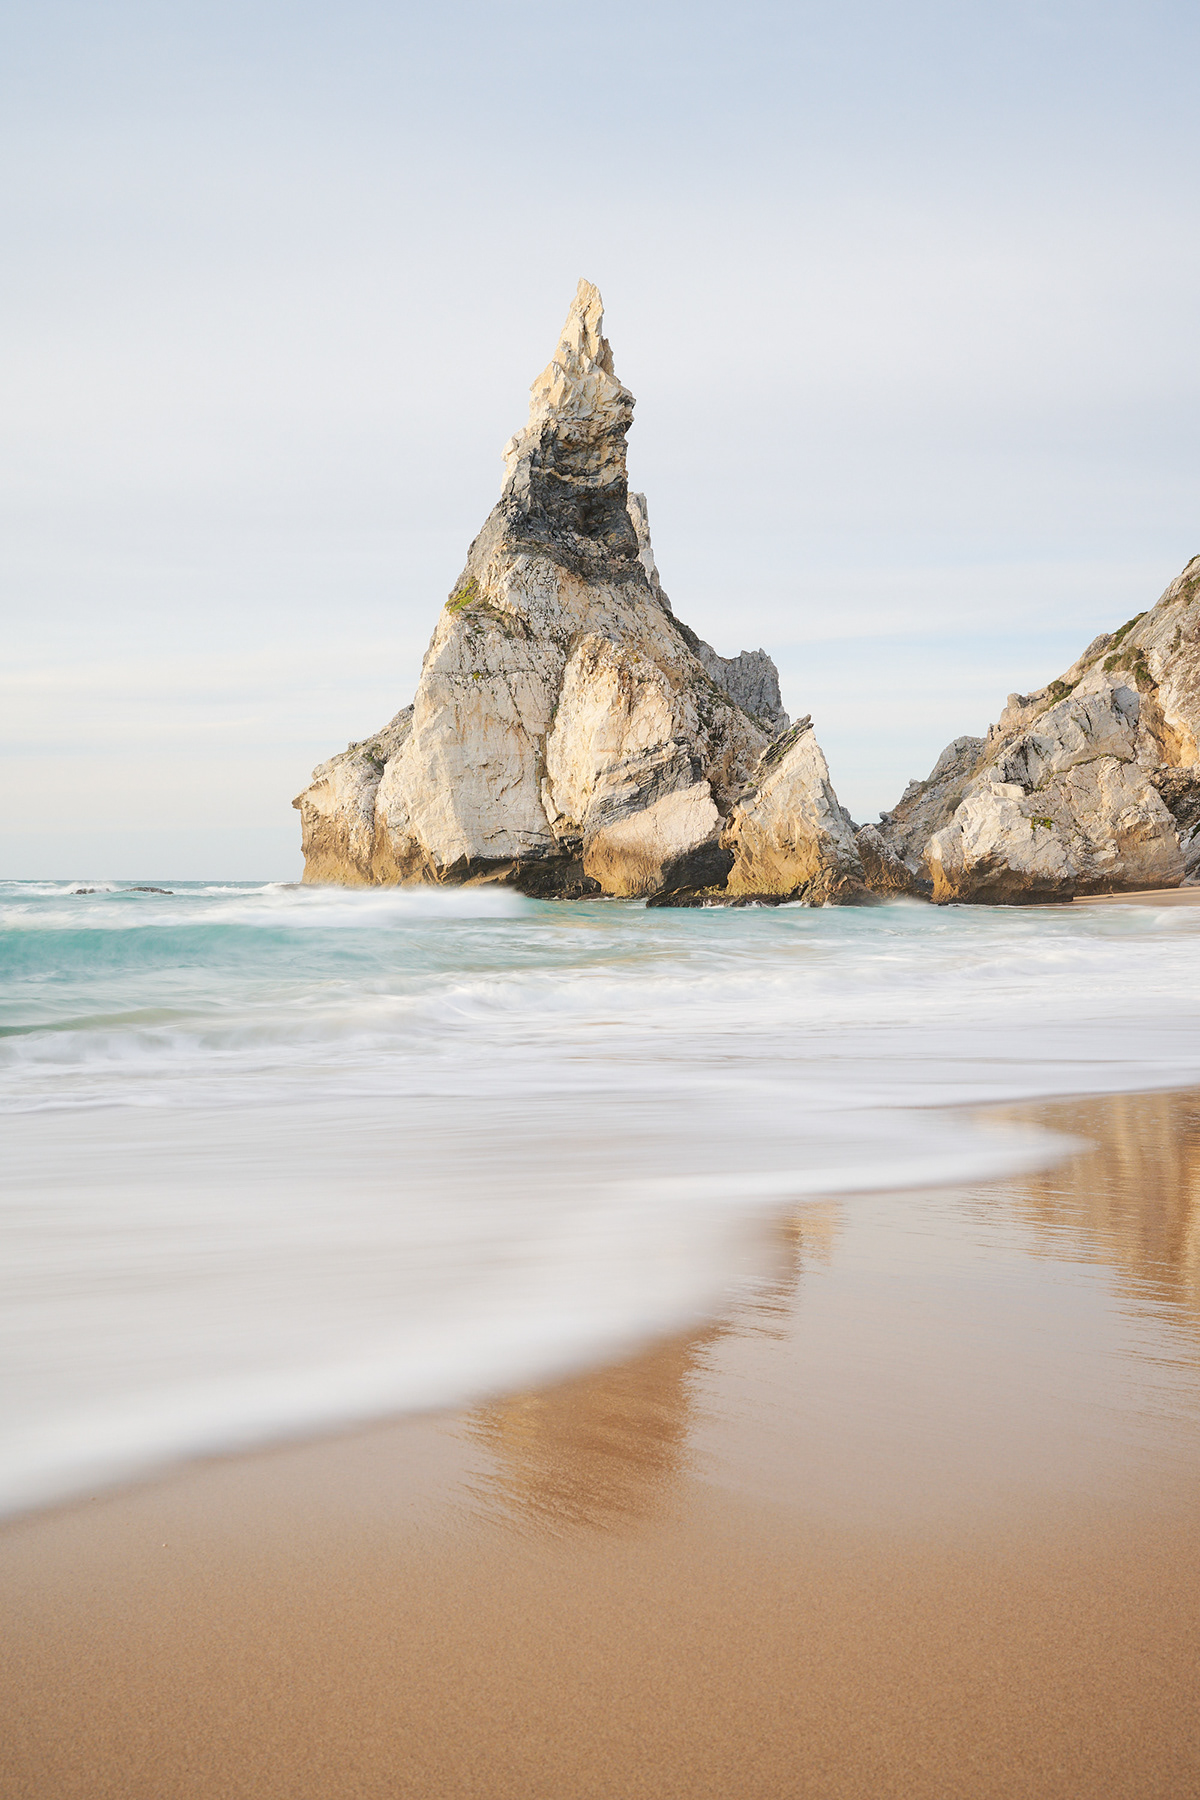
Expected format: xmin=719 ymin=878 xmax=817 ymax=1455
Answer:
xmin=873 ymin=555 xmax=1200 ymax=902
xmin=295 ymin=280 xmax=854 ymax=902
xmin=721 ymin=719 xmax=867 ymax=904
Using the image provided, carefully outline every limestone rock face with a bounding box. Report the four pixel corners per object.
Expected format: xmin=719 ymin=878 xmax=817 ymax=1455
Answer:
xmin=695 ymin=645 xmax=789 ymax=734
xmin=874 ymin=555 xmax=1200 ymax=902
xmin=294 ymin=708 xmax=413 ymax=885
xmin=855 ymin=824 xmax=929 ymax=898
xmin=876 ymin=735 xmax=985 ymax=875
xmin=295 ymin=280 xmax=853 ymax=903
xmin=721 ymin=719 xmax=867 ymax=903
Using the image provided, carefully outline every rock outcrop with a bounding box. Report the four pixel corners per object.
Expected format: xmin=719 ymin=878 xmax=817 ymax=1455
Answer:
xmin=872 ymin=555 xmax=1200 ymax=902
xmin=721 ymin=718 xmax=865 ymax=903
xmin=296 ymin=280 xmax=861 ymax=904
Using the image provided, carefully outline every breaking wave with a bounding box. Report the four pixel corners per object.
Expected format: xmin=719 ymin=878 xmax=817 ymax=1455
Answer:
xmin=2 ymin=878 xmax=1198 ymax=1516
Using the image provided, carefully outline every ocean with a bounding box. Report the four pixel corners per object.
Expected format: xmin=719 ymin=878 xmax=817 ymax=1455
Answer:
xmin=4 ymin=878 xmax=1199 ymax=1519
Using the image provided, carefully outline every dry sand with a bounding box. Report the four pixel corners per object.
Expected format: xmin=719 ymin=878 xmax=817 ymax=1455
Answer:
xmin=3 ymin=1088 xmax=1199 ymax=1799
xmin=1072 ymin=886 xmax=1200 ymax=905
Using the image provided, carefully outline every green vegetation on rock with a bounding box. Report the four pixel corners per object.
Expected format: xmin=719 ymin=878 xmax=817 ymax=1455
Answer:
xmin=1106 ymin=611 xmax=1146 ymax=652
xmin=445 ymin=578 xmax=481 ymax=613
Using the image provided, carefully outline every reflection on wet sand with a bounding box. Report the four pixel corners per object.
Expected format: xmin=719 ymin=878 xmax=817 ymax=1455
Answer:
xmin=5 ymin=1106 xmax=1200 ymax=1800
xmin=465 ymin=1330 xmax=718 ymax=1530
xmin=999 ymin=1088 xmax=1200 ymax=1326
xmin=465 ymin=1203 xmax=840 ymax=1530
xmin=466 ymin=1097 xmax=1200 ymax=1534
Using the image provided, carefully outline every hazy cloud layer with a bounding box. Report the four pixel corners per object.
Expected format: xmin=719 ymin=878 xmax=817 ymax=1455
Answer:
xmin=2 ymin=1 xmax=1197 ymax=876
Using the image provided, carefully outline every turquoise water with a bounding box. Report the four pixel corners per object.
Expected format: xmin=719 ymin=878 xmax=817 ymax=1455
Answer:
xmin=3 ymin=878 xmax=1199 ymax=1516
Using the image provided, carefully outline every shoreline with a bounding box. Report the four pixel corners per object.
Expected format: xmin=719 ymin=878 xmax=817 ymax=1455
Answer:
xmin=4 ymin=1083 xmax=1199 ymax=1798
xmin=0 ymin=1076 xmax=1189 ymax=1531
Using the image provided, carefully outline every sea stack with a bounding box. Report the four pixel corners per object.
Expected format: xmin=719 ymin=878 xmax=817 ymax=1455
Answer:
xmin=295 ymin=280 xmax=865 ymax=904
xmin=870 ymin=555 xmax=1200 ymax=902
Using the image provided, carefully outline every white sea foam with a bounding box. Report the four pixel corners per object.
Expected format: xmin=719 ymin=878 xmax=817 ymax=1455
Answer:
xmin=2 ymin=882 xmax=1199 ymax=1517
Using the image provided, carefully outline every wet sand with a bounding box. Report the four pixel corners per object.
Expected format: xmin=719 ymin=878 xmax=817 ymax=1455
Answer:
xmin=3 ymin=1088 xmax=1200 ymax=1799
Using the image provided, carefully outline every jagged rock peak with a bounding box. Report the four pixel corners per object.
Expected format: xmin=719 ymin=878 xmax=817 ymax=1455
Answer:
xmin=295 ymin=279 xmax=857 ymax=905
xmin=501 ymin=279 xmax=634 ymax=514
xmin=626 ymin=491 xmax=665 ymax=602
xmin=528 ymin=277 xmax=616 ymax=404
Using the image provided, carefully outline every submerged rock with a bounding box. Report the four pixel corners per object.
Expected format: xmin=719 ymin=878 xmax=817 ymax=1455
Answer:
xmin=872 ymin=555 xmax=1200 ymax=902
xmin=296 ymin=280 xmax=857 ymax=904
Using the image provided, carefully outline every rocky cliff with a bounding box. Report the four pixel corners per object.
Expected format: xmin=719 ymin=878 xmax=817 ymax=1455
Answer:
xmin=296 ymin=280 xmax=863 ymax=904
xmin=872 ymin=555 xmax=1200 ymax=902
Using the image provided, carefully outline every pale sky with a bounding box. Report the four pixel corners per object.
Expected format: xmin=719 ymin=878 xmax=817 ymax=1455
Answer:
xmin=2 ymin=0 xmax=1197 ymax=878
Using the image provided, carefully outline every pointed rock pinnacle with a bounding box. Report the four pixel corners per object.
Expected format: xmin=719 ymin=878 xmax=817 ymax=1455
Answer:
xmin=497 ymin=281 xmax=637 ymax=577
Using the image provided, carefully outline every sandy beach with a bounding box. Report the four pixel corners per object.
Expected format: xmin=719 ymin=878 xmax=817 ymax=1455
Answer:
xmin=3 ymin=1085 xmax=1198 ymax=1799
xmin=6 ymin=2 xmax=1200 ymax=1794
xmin=1072 ymin=887 xmax=1200 ymax=906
